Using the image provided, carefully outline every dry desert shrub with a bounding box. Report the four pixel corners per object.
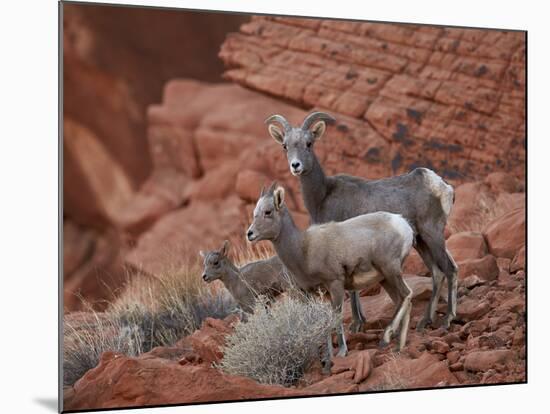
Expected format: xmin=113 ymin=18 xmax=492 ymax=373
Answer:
xmin=218 ymin=291 xmax=340 ymax=387
xmin=63 ymin=262 xmax=237 ymax=386
xmin=63 ymin=307 xmax=143 ymax=387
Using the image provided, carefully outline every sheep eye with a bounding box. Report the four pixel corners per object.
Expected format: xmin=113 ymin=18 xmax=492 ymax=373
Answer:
xmin=213 ymin=261 xmax=219 ymax=266
xmin=282 ymin=144 xmax=287 ymax=151
xmin=306 ymin=141 xmax=312 ymax=148
xmin=265 ymin=210 xmax=272 ymax=217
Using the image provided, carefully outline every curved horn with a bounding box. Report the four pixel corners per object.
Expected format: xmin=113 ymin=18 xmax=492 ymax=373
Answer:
xmin=301 ymin=112 xmax=336 ymax=131
xmin=265 ymin=114 xmax=291 ymax=132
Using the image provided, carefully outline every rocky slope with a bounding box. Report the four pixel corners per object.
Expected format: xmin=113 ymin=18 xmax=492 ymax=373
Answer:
xmin=63 ymin=15 xmax=525 ymax=408
xmin=63 ymin=15 xmax=525 ymax=310
xmin=220 ymin=16 xmax=526 ymax=181
xmin=64 ymin=197 xmax=525 ymax=409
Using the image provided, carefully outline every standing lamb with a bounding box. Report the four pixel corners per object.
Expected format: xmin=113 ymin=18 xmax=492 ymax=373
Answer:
xmin=247 ymin=183 xmax=415 ymax=366
xmin=265 ymin=112 xmax=458 ymax=331
xmin=200 ymin=240 xmax=289 ymax=314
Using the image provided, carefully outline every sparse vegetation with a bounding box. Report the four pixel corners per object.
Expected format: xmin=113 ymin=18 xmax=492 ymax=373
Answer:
xmin=366 ymin=352 xmax=411 ymax=391
xmin=63 ymin=262 xmax=238 ymax=386
xmin=218 ymin=290 xmax=340 ymax=387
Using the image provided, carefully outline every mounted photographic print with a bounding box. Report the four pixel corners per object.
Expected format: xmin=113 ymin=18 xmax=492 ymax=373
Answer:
xmin=60 ymin=1 xmax=526 ymax=412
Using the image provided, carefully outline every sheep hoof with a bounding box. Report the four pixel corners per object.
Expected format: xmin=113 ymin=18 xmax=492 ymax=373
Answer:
xmin=321 ymin=360 xmax=332 ymax=375
xmin=378 ymin=338 xmax=390 ymax=349
xmin=441 ymin=315 xmax=454 ymax=330
xmin=416 ymin=317 xmax=431 ymax=332
xmin=336 ymin=347 xmax=348 ymax=358
xmin=350 ymin=321 xmax=365 ymax=333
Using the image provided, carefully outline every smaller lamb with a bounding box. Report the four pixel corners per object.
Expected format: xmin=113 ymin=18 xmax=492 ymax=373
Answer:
xmin=200 ymin=240 xmax=289 ymax=314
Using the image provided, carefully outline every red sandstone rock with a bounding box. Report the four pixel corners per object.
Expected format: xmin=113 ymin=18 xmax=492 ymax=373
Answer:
xmin=63 ymin=228 xmax=127 ymax=312
xmin=63 ymin=352 xmax=296 ymax=410
xmin=457 ymin=255 xmax=499 ymax=281
xmin=64 ymin=117 xmax=136 ymax=229
xmin=125 ymin=195 xmax=247 ymax=275
xmin=484 ymin=172 xmax=522 ymax=193
xmin=302 ymin=371 xmax=359 ymax=394
xmin=403 ymin=249 xmax=428 ymax=275
xmin=114 ymin=169 xmax=189 ymax=236
xmin=447 ymin=182 xmax=493 ymax=233
xmin=430 ymin=340 xmax=450 ymax=354
xmin=464 ymin=350 xmax=515 ymax=372
xmin=446 ymin=350 xmax=460 ymax=365
xmin=331 ymin=350 xmax=374 ymax=383
xmin=447 ymin=231 xmax=488 ymax=262
xmin=360 ymin=352 xmax=458 ymax=390
xmin=236 ymin=170 xmax=271 ymax=202
xmin=483 ymin=207 xmax=525 ymax=259
xmin=493 ymin=192 xmax=525 ymax=216
xmin=461 ymin=275 xmax=485 ymax=289
xmin=221 ymin=17 xmax=525 ymax=182
xmin=183 ymin=160 xmax=241 ymax=202
xmin=63 ymin=4 xmax=247 ymax=184
xmin=63 ymin=220 xmax=95 ymax=277
xmin=497 ymin=297 xmax=525 ymax=314
xmin=510 ymin=245 xmax=526 ymax=273
xmin=456 ymin=298 xmax=491 ymax=322
xmin=188 ymin=316 xmax=239 ymax=364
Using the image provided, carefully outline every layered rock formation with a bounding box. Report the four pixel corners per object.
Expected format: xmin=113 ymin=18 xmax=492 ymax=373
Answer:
xmin=63 ymin=12 xmax=525 ymax=407
xmin=63 ymin=10 xmax=525 ymax=329
xmin=220 ymin=16 xmax=526 ymax=182
xmin=62 ymin=4 xmax=246 ymax=309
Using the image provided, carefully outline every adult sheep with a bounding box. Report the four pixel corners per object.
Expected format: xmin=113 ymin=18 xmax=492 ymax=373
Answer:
xmin=265 ymin=112 xmax=458 ymax=331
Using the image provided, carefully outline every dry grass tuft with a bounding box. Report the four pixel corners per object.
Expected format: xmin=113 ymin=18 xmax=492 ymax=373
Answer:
xmin=367 ymin=352 xmax=411 ymax=391
xmin=63 ymin=262 xmax=238 ymax=386
xmin=218 ymin=290 xmax=340 ymax=387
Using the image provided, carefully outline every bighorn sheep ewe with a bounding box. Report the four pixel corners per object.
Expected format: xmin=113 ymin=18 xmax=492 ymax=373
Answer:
xmin=266 ymin=112 xmax=458 ymax=331
xmin=247 ymin=183 xmax=414 ymax=363
xmin=200 ymin=240 xmax=288 ymax=314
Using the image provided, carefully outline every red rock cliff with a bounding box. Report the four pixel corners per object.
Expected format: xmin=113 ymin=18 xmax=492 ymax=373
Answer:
xmin=220 ymin=16 xmax=525 ymax=182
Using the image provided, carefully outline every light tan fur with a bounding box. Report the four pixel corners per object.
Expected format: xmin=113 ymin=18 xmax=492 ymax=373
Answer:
xmin=247 ymin=185 xmax=415 ymax=369
xmin=422 ymin=168 xmax=454 ymax=217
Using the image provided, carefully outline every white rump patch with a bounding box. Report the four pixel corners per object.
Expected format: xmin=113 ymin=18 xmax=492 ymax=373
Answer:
xmin=422 ymin=168 xmax=454 ymax=217
xmin=389 ymin=214 xmax=414 ymax=258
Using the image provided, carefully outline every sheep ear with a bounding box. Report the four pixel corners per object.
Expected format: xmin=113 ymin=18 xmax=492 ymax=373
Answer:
xmin=310 ymin=121 xmax=326 ymax=141
xmin=199 ymin=250 xmax=206 ymax=259
xmin=220 ymin=240 xmax=230 ymax=256
xmin=273 ymin=187 xmax=285 ymax=210
xmin=268 ymin=124 xmax=285 ymax=144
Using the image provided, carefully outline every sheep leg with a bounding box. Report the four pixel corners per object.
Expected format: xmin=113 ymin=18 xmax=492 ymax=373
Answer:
xmin=381 ymin=271 xmax=412 ymax=350
xmin=328 ymin=281 xmax=348 ymax=358
xmin=378 ymin=280 xmax=400 ymax=347
xmin=322 ymin=334 xmax=334 ymax=374
xmin=442 ymin=249 xmax=458 ymax=329
xmin=349 ymin=291 xmax=367 ymax=333
xmin=416 ymin=230 xmax=458 ymax=330
xmin=398 ymin=300 xmax=412 ymax=351
xmin=415 ymin=237 xmax=443 ymax=331
xmin=378 ymin=281 xmax=400 ymax=348
xmin=417 ymin=264 xmax=445 ymax=331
